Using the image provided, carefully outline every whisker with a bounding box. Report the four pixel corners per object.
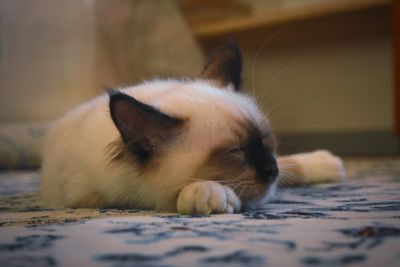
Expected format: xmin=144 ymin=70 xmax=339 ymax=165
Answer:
xmin=278 ymin=174 xmax=308 ymax=187
xmin=251 ymin=27 xmax=286 ymax=96
xmin=260 ymin=55 xmax=298 ymax=102
xmin=232 ymin=181 xmax=244 ymax=193
xmin=184 ymin=177 xmax=240 ymax=188
xmin=266 ymin=98 xmax=337 ymax=120
xmin=238 ymin=185 xmax=246 ymax=198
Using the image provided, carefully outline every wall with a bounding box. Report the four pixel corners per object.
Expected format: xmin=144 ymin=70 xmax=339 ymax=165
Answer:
xmin=204 ymin=4 xmax=393 ymax=134
xmin=197 ymin=3 xmax=395 ymax=154
xmin=244 ymin=32 xmax=393 ymax=134
xmin=0 ymin=0 xmax=203 ymax=122
xmin=0 ymin=0 xmax=97 ymax=122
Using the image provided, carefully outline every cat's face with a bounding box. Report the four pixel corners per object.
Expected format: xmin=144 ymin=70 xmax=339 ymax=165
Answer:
xmin=109 ymin=43 xmax=279 ymax=207
xmin=196 ymin=118 xmax=278 ymax=205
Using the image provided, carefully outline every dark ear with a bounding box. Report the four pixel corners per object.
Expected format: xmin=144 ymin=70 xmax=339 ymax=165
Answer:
xmin=200 ymin=42 xmax=243 ymax=91
xmin=109 ymin=91 xmax=185 ymax=164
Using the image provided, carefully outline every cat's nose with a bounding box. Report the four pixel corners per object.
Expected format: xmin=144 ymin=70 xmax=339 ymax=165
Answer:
xmin=261 ymin=158 xmax=279 ymax=182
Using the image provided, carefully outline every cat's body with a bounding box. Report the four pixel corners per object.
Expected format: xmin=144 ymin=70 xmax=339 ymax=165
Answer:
xmin=41 ymin=44 xmax=345 ymax=214
xmin=41 ymin=79 xmax=268 ymax=211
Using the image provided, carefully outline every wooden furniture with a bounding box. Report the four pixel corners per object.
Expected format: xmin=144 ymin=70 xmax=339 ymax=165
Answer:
xmin=187 ymin=0 xmax=391 ymax=39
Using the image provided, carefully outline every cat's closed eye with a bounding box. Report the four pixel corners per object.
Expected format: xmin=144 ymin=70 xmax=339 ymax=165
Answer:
xmin=226 ymin=146 xmax=244 ymax=154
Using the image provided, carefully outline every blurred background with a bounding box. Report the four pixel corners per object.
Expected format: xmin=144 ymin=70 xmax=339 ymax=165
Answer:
xmin=0 ymin=0 xmax=398 ymax=168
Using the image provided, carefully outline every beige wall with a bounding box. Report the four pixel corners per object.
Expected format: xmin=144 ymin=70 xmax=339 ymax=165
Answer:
xmin=243 ymin=32 xmax=393 ymax=134
xmin=0 ymin=0 xmax=202 ymax=122
xmin=227 ymin=4 xmax=394 ymax=135
xmin=0 ymin=0 xmax=97 ymax=122
xmin=196 ymin=1 xmax=393 ymax=136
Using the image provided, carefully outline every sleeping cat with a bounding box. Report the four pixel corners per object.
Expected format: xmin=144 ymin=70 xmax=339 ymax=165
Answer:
xmin=41 ymin=43 xmax=345 ymax=214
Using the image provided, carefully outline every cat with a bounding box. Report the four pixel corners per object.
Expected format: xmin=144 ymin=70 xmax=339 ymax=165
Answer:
xmin=40 ymin=43 xmax=345 ymax=214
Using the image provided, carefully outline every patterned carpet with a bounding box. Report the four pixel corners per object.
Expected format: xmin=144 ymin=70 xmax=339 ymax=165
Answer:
xmin=0 ymin=158 xmax=399 ymax=267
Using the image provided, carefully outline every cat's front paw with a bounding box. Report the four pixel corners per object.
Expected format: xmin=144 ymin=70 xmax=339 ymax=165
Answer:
xmin=177 ymin=181 xmax=241 ymax=215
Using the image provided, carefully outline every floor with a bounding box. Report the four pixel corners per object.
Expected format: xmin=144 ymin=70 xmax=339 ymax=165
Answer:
xmin=0 ymin=158 xmax=399 ymax=267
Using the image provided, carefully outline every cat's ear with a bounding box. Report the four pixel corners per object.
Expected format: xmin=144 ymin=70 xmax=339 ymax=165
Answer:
xmin=109 ymin=91 xmax=185 ymax=164
xmin=200 ymin=42 xmax=243 ymax=92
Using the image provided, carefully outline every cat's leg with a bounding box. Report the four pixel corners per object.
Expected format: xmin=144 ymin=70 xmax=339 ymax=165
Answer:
xmin=177 ymin=181 xmax=241 ymax=215
xmin=277 ymin=150 xmax=346 ymax=186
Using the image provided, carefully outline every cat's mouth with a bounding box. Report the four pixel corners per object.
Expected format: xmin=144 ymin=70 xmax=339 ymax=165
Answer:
xmin=232 ymin=180 xmax=274 ymax=203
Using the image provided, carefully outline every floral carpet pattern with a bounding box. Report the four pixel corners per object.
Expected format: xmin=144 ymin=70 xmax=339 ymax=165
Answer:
xmin=0 ymin=158 xmax=399 ymax=267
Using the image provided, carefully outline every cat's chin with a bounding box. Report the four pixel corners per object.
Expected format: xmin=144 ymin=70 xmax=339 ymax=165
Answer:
xmin=240 ymin=182 xmax=277 ymax=211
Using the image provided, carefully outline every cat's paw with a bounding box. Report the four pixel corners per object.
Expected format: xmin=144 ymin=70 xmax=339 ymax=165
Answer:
xmin=292 ymin=150 xmax=346 ymax=183
xmin=177 ymin=181 xmax=241 ymax=215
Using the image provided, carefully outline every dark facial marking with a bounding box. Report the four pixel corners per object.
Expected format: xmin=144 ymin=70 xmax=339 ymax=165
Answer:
xmin=208 ymin=146 xmax=249 ymax=174
xmin=243 ymin=129 xmax=278 ymax=183
xmin=204 ymin=124 xmax=278 ymax=187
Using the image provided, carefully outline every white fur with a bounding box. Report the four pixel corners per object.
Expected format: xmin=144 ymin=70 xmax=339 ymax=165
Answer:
xmin=289 ymin=150 xmax=346 ymax=183
xmin=40 ymin=79 xmax=267 ymax=212
xmin=177 ymin=181 xmax=241 ymax=214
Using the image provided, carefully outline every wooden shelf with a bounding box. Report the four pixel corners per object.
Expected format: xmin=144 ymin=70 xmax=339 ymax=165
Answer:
xmin=191 ymin=0 xmax=391 ymax=39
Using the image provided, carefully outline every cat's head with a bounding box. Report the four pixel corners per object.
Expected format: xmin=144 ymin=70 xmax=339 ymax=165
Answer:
xmin=108 ymin=43 xmax=278 ymax=209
